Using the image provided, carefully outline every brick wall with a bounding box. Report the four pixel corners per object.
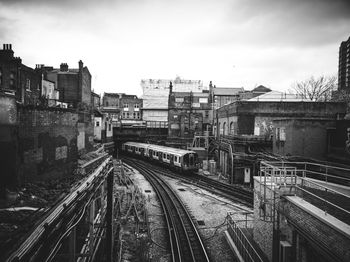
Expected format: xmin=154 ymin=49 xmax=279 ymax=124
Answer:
xmin=81 ymin=67 xmax=91 ymax=106
xmin=0 ymin=93 xmax=18 ymax=194
xmin=17 ymin=107 xmax=79 ymax=183
xmin=57 ymin=73 xmax=79 ymax=105
xmin=280 ymin=198 xmax=350 ymax=262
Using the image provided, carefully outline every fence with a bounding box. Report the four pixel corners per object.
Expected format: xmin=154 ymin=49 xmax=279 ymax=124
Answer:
xmin=226 ymin=212 xmax=268 ymax=262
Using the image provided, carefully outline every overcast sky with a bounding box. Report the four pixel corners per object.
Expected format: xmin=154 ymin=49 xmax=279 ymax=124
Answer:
xmin=0 ymin=0 xmax=349 ymax=96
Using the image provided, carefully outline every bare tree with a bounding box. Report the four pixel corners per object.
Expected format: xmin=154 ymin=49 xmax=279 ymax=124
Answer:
xmin=292 ymin=75 xmax=337 ymax=101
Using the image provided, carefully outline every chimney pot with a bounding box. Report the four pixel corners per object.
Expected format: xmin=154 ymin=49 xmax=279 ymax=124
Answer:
xmin=60 ymin=63 xmax=69 ymax=71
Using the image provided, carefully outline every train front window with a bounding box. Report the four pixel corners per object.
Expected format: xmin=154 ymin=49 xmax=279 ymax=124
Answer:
xmin=189 ymin=154 xmax=194 ymax=166
xmin=183 ymin=154 xmax=189 ymax=166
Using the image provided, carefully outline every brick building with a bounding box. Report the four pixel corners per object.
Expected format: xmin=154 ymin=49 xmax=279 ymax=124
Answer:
xmin=0 ymin=44 xmax=41 ymax=105
xmin=42 ymin=61 xmax=91 ymax=108
xmin=209 ymin=81 xmax=245 ymax=109
xmin=338 ymin=36 xmax=350 ymax=91
xmin=91 ymin=91 xmax=100 ymax=109
xmin=168 ymin=88 xmax=212 ymax=139
xmin=102 ymin=93 xmax=142 ymax=126
xmin=215 ymin=101 xmax=347 ymax=180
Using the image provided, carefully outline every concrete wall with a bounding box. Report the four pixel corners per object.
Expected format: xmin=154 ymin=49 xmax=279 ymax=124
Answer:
xmin=217 ymin=101 xmax=346 ymax=139
xmin=273 ymin=118 xmax=335 ymax=160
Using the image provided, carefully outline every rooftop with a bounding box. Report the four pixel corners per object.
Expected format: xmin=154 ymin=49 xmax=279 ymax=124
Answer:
xmin=213 ymin=87 xmax=244 ymax=96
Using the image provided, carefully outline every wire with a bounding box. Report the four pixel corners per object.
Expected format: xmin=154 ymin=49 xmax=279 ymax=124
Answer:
xmin=45 ymin=195 xmax=92 ymax=262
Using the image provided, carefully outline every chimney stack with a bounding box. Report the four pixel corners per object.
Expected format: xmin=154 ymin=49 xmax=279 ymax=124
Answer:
xmin=60 ymin=63 xmax=68 ymax=72
xmin=3 ymin=44 xmax=12 ymax=50
xmin=78 ymin=60 xmax=83 ymax=70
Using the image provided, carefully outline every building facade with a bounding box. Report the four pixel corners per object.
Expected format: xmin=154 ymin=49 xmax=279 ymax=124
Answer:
xmin=91 ymin=91 xmax=100 ymax=109
xmin=216 ymin=100 xmax=347 ymax=160
xmin=168 ymin=90 xmax=212 ymax=138
xmin=0 ymin=44 xmax=41 ymax=105
xmin=102 ymin=93 xmax=142 ymax=126
xmin=43 ymin=61 xmax=92 ymax=108
xmin=338 ymin=36 xmax=350 ymax=91
xmin=141 ymin=77 xmax=206 ymax=127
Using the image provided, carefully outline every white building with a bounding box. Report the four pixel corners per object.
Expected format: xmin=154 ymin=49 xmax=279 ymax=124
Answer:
xmin=41 ymin=79 xmax=59 ymax=106
xmin=140 ymin=77 xmax=206 ymax=125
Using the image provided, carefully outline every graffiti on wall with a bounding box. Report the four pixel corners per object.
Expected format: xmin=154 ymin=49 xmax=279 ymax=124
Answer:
xmin=55 ymin=146 xmax=68 ymax=160
xmin=254 ymin=119 xmax=273 ymax=138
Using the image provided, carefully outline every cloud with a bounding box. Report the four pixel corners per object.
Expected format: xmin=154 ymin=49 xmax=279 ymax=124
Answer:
xmin=0 ymin=16 xmax=16 ymax=39
xmin=190 ymin=0 xmax=350 ymax=48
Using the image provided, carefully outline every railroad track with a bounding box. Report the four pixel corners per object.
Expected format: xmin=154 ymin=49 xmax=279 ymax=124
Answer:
xmin=123 ymin=159 xmax=210 ymax=262
xmin=123 ymin=156 xmax=253 ymax=207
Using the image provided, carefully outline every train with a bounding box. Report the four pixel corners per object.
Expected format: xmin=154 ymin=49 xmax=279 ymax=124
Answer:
xmin=122 ymin=142 xmax=199 ymax=173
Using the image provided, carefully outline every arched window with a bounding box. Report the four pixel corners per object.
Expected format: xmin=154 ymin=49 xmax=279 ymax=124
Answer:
xmin=223 ymin=122 xmax=226 ymax=136
xmin=218 ymin=122 xmax=221 ymax=136
xmin=230 ymin=122 xmax=234 ymax=135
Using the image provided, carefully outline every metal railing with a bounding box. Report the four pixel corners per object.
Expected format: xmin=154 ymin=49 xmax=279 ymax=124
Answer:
xmin=227 ymin=212 xmax=267 ymax=262
xmin=259 ymin=161 xmax=350 ymax=224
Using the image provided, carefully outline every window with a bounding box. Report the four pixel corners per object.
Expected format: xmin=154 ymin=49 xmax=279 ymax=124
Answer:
xmin=175 ymin=97 xmax=184 ymax=103
xmin=126 ymin=112 xmax=129 ymax=118
xmin=205 ymin=111 xmax=209 ymax=118
xmin=10 ymin=72 xmax=15 ymax=87
xmin=108 ymin=123 xmax=111 ymax=131
xmin=134 ymin=104 xmax=139 ymax=108
xmin=96 ymin=121 xmax=100 ymax=127
xmin=26 ymin=79 xmax=31 ymax=90
xmin=230 ymin=122 xmax=234 ymax=135
xmin=133 ymin=112 xmax=136 ymax=119
xmin=123 ymin=103 xmax=129 ymax=111
xmin=199 ymin=97 xmax=208 ymax=103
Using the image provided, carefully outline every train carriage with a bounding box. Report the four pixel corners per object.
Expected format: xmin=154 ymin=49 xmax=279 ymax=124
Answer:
xmin=122 ymin=142 xmax=199 ymax=172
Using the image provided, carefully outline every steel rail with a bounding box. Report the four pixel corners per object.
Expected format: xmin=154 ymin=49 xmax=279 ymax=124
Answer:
xmin=6 ymin=157 xmax=112 ymax=262
xmin=123 ymin=156 xmax=253 ymax=207
xmin=125 ymin=159 xmax=210 ymax=262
